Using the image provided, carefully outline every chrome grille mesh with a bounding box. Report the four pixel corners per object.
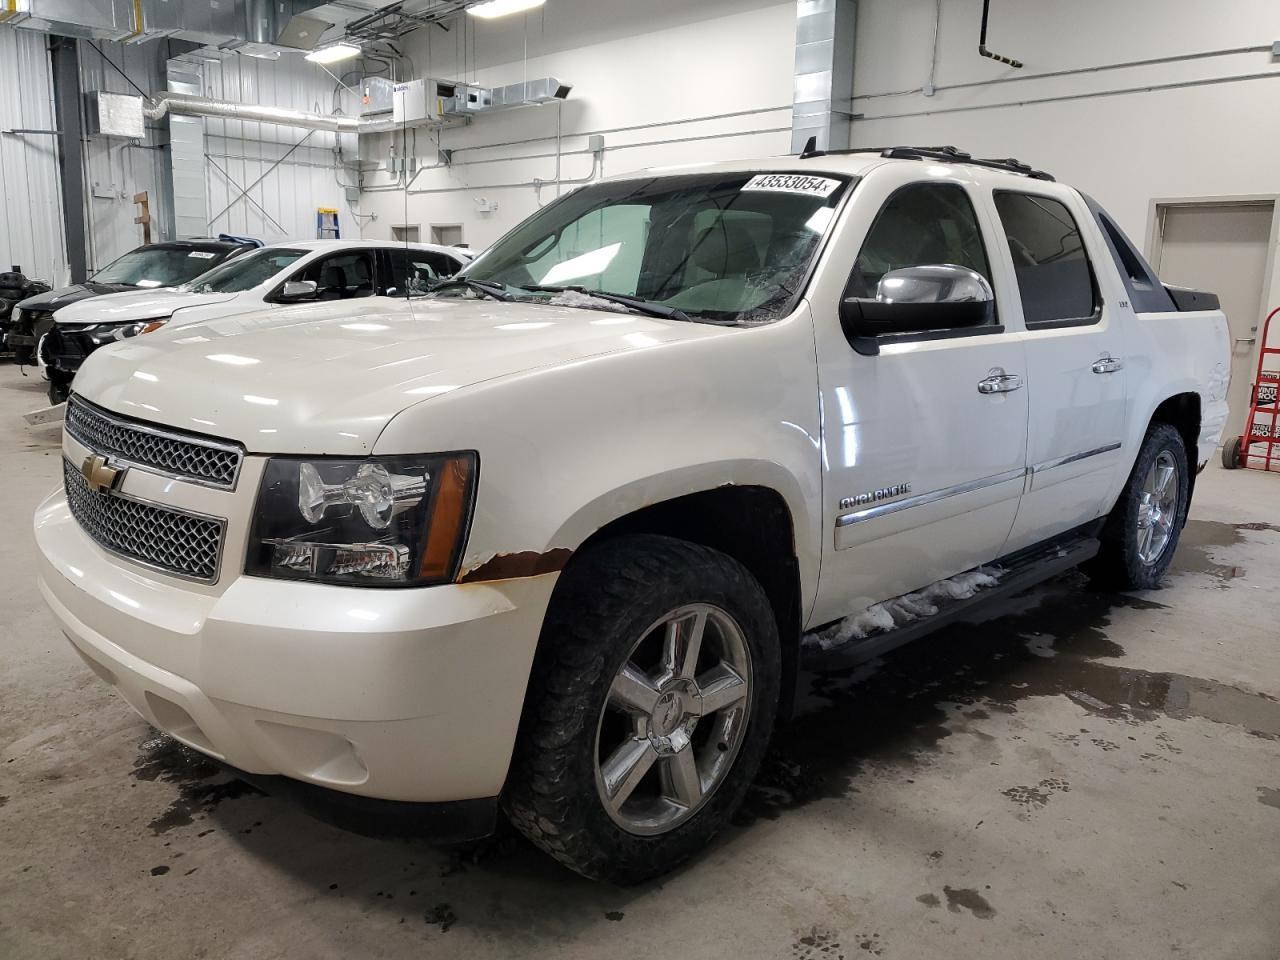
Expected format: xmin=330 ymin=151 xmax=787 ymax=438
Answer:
xmin=63 ymin=459 xmax=224 ymax=582
xmin=65 ymin=395 xmax=242 ymax=489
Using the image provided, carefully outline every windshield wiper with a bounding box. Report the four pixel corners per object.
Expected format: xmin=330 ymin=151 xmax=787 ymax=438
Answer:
xmin=522 ymin=284 xmax=718 ymax=324
xmin=428 ymin=277 xmax=515 ymax=302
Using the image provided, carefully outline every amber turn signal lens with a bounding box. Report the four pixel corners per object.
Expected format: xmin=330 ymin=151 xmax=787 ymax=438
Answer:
xmin=140 ymin=320 xmax=168 ymax=334
xmin=420 ymin=454 xmax=476 ymax=580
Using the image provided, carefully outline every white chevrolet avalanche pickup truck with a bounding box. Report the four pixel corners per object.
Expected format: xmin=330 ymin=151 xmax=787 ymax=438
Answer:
xmin=35 ymin=146 xmax=1230 ymax=883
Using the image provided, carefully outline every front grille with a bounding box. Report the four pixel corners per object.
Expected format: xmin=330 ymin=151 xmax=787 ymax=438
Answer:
xmin=63 ymin=459 xmax=225 ymax=582
xmin=66 ymin=395 xmax=243 ymax=489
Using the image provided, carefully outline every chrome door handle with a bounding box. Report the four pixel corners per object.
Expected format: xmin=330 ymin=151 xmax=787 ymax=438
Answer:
xmin=1091 ymin=357 xmax=1124 ymax=374
xmin=1235 ymin=337 xmax=1257 ymax=345
xmin=977 ymin=374 xmax=1023 ymax=394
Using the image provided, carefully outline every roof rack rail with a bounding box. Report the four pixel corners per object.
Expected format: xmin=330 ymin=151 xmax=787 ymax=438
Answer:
xmin=798 ymin=141 xmax=1055 ymax=181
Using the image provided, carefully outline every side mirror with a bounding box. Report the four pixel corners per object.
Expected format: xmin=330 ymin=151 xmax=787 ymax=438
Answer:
xmin=274 ymin=279 xmax=318 ymax=303
xmin=839 ymin=264 xmax=995 ymax=354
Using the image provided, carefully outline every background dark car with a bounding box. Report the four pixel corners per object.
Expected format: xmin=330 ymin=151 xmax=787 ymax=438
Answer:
xmin=4 ymin=236 xmax=259 ymax=368
xmin=0 ymin=269 xmax=51 ymax=344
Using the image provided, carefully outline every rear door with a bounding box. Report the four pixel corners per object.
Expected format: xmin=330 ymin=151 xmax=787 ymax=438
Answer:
xmin=991 ymin=187 xmax=1128 ymax=553
xmin=808 ymin=166 xmax=1030 ymax=627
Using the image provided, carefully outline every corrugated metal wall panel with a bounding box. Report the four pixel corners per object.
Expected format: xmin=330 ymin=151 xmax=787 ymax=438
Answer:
xmin=3 ymin=34 xmax=359 ymax=274
xmin=0 ymin=29 xmax=68 ymax=285
xmin=78 ymin=40 xmax=171 ymax=270
xmin=195 ymin=53 xmax=356 ymax=243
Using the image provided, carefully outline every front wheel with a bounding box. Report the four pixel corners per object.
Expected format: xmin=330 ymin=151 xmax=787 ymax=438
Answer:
xmin=1086 ymin=423 xmax=1189 ymax=590
xmin=503 ymin=534 xmax=780 ymax=884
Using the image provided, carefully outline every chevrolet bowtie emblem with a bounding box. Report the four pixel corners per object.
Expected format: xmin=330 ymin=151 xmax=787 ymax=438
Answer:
xmin=81 ymin=454 xmax=124 ymax=495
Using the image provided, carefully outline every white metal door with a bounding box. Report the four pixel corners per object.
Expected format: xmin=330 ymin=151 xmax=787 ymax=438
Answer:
xmin=1153 ymin=202 xmax=1273 ymax=442
xmin=808 ymin=169 xmax=1029 ymax=628
xmin=993 ymin=187 xmax=1129 ymax=554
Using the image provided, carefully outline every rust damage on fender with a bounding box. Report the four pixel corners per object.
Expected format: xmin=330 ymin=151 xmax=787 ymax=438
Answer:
xmin=457 ymin=548 xmax=573 ymax=583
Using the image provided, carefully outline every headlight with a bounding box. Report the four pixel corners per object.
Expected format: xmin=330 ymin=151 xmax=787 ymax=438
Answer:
xmin=82 ymin=319 xmax=169 ymax=345
xmin=11 ymin=307 xmax=21 ymax=325
xmin=246 ymin=453 xmax=478 ymax=586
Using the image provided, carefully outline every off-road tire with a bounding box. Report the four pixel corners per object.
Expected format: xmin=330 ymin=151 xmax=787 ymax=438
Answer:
xmin=1086 ymin=423 xmax=1190 ymax=590
xmin=502 ymin=534 xmax=780 ymax=884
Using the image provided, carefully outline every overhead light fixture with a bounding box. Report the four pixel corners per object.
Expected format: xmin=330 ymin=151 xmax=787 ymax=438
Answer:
xmin=467 ymin=0 xmax=546 ymax=20
xmin=306 ymin=43 xmax=361 ymax=64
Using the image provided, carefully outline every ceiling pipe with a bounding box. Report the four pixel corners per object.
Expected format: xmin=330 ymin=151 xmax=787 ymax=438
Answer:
xmin=143 ymin=91 xmax=383 ymax=132
xmin=978 ymin=0 xmax=1023 ymax=68
xmin=143 ymin=77 xmax=571 ymax=136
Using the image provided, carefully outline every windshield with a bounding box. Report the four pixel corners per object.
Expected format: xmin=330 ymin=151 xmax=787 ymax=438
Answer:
xmin=184 ymin=248 xmax=308 ymax=293
xmin=91 ymin=246 xmax=236 ymax=288
xmin=451 ymin=171 xmax=853 ymax=323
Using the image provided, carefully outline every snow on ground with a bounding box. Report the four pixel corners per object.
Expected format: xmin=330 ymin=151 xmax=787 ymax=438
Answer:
xmin=805 ymin=567 xmax=1005 ymax=651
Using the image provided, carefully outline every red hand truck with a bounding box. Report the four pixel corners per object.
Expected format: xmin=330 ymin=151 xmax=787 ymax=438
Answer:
xmin=1223 ymin=305 xmax=1280 ymax=472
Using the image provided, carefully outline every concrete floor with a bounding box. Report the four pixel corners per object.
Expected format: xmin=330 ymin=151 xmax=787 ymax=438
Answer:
xmin=2 ymin=362 xmax=1279 ymax=960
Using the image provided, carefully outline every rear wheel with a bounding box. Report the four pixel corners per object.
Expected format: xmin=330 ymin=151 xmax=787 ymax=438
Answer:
xmin=1086 ymin=423 xmax=1189 ymax=590
xmin=1221 ymin=435 xmax=1242 ymax=470
xmin=503 ymin=534 xmax=780 ymax=883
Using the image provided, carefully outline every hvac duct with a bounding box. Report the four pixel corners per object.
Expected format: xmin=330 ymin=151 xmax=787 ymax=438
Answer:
xmin=791 ymin=0 xmax=856 ymax=153
xmin=0 ymin=0 xmax=332 ymax=51
xmin=144 ymin=77 xmax=571 ymax=135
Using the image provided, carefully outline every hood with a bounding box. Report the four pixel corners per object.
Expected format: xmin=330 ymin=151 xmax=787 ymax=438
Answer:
xmin=72 ymin=297 xmax=725 ymax=456
xmin=54 ymin=289 xmax=237 ymax=325
xmin=18 ymin=282 xmax=136 ymax=314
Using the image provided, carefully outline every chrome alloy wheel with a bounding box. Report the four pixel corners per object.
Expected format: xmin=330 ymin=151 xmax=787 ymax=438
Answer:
xmin=594 ymin=603 xmax=752 ymax=836
xmin=1136 ymin=450 xmax=1180 ymax=564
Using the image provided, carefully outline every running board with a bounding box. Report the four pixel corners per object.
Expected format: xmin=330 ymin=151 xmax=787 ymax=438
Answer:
xmin=801 ymin=533 xmax=1101 ymax=673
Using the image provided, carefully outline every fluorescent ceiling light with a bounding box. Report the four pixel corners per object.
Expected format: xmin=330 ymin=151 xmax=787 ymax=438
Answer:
xmin=467 ymin=0 xmax=546 ymax=20
xmin=306 ymin=43 xmax=361 ymax=64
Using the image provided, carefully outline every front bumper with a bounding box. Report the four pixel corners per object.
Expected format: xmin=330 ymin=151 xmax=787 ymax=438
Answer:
xmin=35 ymin=486 xmax=557 ymax=808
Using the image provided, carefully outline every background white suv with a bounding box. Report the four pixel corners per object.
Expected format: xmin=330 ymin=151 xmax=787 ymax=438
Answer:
xmin=42 ymin=240 xmax=472 ymax=403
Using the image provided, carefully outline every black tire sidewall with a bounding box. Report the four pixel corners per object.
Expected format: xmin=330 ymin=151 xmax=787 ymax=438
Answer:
xmin=1113 ymin=424 xmax=1190 ymax=589
xmin=507 ymin=535 xmax=781 ymax=882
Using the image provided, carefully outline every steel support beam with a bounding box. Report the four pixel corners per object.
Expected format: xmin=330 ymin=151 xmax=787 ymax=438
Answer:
xmin=791 ymin=0 xmax=857 ymax=154
xmin=48 ymin=36 xmax=88 ymax=283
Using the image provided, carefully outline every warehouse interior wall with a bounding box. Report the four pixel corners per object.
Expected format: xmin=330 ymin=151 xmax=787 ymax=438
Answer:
xmin=356 ymin=0 xmax=798 ymax=250
xmin=357 ymin=0 xmax=1280 ymax=271
xmin=849 ymin=0 xmax=1280 ymax=339
xmin=0 ymin=29 xmax=67 ymax=285
xmin=6 ymin=0 xmax=1279 ymax=283
xmin=850 ymin=0 xmax=1280 ymax=240
xmin=3 ymin=33 xmax=358 ymax=284
xmin=69 ymin=40 xmax=360 ymax=276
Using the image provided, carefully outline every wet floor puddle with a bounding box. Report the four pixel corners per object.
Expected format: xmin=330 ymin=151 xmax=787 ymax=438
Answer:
xmin=1169 ymin=519 xmax=1280 ymax=583
xmin=126 ymin=520 xmax=1280 ymax=851
xmin=131 ymin=735 xmax=261 ymax=835
xmin=739 ymin=556 xmax=1280 ymax=823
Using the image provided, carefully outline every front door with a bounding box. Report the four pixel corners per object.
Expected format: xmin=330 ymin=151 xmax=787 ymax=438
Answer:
xmin=809 ymin=171 xmax=1029 ymax=628
xmin=991 ymin=188 xmax=1129 ymax=553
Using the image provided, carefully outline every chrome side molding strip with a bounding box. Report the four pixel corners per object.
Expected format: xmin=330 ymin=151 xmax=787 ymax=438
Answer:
xmin=835 ymin=443 xmax=1123 ymax=529
xmin=1029 ymin=442 xmax=1121 ymax=476
xmin=836 ymin=467 xmax=1027 ymax=527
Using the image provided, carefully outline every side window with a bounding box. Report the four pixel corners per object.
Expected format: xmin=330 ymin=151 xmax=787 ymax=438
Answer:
xmin=380 ymin=250 xmax=458 ymax=296
xmin=993 ymin=192 xmax=1096 ymax=325
xmin=846 ymin=182 xmax=992 ymax=303
xmin=292 ymin=251 xmax=375 ymax=300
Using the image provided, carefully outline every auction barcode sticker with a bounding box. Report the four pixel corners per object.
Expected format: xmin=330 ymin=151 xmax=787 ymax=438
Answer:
xmin=742 ymin=174 xmax=841 ymax=197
